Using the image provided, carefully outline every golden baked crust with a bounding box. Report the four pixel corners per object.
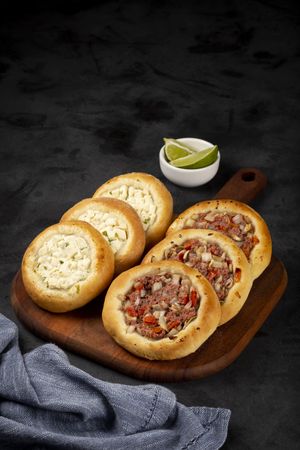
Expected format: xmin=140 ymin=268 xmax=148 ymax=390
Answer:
xmin=93 ymin=172 xmax=173 ymax=248
xmin=22 ymin=221 xmax=115 ymax=313
xmin=143 ymin=228 xmax=253 ymax=325
xmin=167 ymin=199 xmax=272 ymax=279
xmin=102 ymin=260 xmax=220 ymax=360
xmin=60 ymin=197 xmax=145 ymax=275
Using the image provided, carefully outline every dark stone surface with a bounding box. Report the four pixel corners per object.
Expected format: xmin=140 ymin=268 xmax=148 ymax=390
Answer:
xmin=0 ymin=1 xmax=299 ymax=448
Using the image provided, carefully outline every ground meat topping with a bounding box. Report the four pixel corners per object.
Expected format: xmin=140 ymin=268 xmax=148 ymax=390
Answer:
xmin=120 ymin=272 xmax=200 ymax=340
xmin=164 ymin=239 xmax=236 ymax=303
xmin=183 ymin=212 xmax=259 ymax=259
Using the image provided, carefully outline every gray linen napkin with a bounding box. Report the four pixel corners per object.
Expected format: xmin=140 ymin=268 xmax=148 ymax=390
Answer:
xmin=0 ymin=313 xmax=230 ymax=449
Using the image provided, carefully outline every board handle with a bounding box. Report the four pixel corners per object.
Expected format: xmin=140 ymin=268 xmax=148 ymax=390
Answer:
xmin=214 ymin=168 xmax=267 ymax=203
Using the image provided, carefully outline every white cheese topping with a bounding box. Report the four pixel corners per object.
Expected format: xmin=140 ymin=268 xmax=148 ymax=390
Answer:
xmin=34 ymin=234 xmax=91 ymax=291
xmin=78 ymin=209 xmax=128 ymax=254
xmin=103 ymin=184 xmax=157 ymax=230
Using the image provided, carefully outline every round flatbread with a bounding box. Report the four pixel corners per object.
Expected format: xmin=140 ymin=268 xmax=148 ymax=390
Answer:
xmin=22 ymin=221 xmax=115 ymax=312
xmin=167 ymin=199 xmax=272 ymax=279
xmin=143 ymin=229 xmax=253 ymax=325
xmin=60 ymin=197 xmax=145 ymax=275
xmin=102 ymin=260 xmax=220 ymax=360
xmin=93 ymin=172 xmax=173 ymax=248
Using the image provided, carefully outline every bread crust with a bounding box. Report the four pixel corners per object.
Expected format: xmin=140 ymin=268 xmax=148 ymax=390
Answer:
xmin=60 ymin=197 xmax=145 ymax=275
xmin=22 ymin=221 xmax=115 ymax=313
xmin=102 ymin=260 xmax=221 ymax=360
xmin=93 ymin=172 xmax=173 ymax=248
xmin=167 ymin=199 xmax=272 ymax=279
xmin=143 ymin=228 xmax=253 ymax=325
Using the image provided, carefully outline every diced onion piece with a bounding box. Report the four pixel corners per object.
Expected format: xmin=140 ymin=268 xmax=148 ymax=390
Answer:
xmin=214 ymin=283 xmax=221 ymax=292
xmin=201 ymin=252 xmax=211 ymax=262
xmin=183 ymin=250 xmax=190 ymax=261
xmin=185 ymin=218 xmax=196 ymax=227
xmin=204 ymin=212 xmax=216 ymax=222
xmin=210 ymin=259 xmax=224 ymax=268
xmin=152 ymin=281 xmax=162 ymax=292
xmin=232 ymin=214 xmax=243 ymax=224
xmin=181 ymin=278 xmax=191 ymax=287
xmin=231 ymin=234 xmax=242 ymax=241
xmin=172 ymin=274 xmax=181 ymax=284
xmin=158 ymin=314 xmax=168 ymax=330
xmin=160 ymin=300 xmax=168 ymax=309
xmin=212 ymin=255 xmax=223 ymax=262
xmin=185 ymin=317 xmax=196 ymax=327
xmin=170 ymin=303 xmax=181 ymax=312
xmin=168 ymin=328 xmax=178 ymax=337
xmin=244 ymin=223 xmax=252 ymax=233
xmin=225 ymin=278 xmax=233 ymax=288
xmin=152 ymin=304 xmax=162 ymax=311
xmin=197 ymin=221 xmax=209 ymax=228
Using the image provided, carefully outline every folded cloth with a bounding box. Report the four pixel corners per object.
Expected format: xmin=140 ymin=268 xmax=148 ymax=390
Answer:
xmin=0 ymin=314 xmax=230 ymax=449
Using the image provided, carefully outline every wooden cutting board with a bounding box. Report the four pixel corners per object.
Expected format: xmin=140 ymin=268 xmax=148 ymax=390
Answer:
xmin=11 ymin=168 xmax=288 ymax=382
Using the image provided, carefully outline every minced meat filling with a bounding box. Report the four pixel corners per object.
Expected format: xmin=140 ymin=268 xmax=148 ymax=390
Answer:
xmin=183 ymin=212 xmax=259 ymax=259
xmin=120 ymin=272 xmax=200 ymax=340
xmin=164 ymin=239 xmax=239 ymax=303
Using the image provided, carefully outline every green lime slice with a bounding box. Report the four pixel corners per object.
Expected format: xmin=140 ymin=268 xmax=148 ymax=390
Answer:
xmin=163 ymin=138 xmax=194 ymax=161
xmin=171 ymin=145 xmax=218 ymax=169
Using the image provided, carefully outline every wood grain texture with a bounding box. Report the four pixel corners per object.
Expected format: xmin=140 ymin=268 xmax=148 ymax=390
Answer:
xmin=215 ymin=168 xmax=267 ymax=203
xmin=10 ymin=258 xmax=287 ymax=381
xmin=10 ymin=168 xmax=288 ymax=381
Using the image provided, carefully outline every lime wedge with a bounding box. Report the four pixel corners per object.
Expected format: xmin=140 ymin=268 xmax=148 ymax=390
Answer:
xmin=171 ymin=145 xmax=218 ymax=169
xmin=163 ymin=138 xmax=194 ymax=161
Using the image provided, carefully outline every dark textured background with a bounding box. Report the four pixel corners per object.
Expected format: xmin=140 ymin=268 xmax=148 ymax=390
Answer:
xmin=0 ymin=1 xmax=299 ymax=448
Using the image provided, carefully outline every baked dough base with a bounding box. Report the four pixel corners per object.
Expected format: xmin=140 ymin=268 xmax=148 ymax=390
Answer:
xmin=167 ymin=199 xmax=272 ymax=279
xmin=143 ymin=228 xmax=253 ymax=325
xmin=60 ymin=197 xmax=145 ymax=275
xmin=102 ymin=260 xmax=221 ymax=360
xmin=93 ymin=172 xmax=173 ymax=248
xmin=22 ymin=221 xmax=115 ymax=312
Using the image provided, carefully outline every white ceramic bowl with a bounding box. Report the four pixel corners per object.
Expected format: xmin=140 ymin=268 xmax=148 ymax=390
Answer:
xmin=159 ymin=137 xmax=220 ymax=188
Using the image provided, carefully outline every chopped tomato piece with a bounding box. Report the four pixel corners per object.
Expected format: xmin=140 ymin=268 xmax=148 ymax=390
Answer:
xmin=126 ymin=306 xmax=138 ymax=317
xmin=138 ymin=305 xmax=148 ymax=316
xmin=190 ymin=290 xmax=198 ymax=307
xmin=241 ymin=242 xmax=251 ymax=258
xmin=207 ymin=270 xmax=217 ymax=282
xmin=178 ymin=250 xmax=185 ymax=261
xmin=234 ymin=268 xmax=241 ymax=282
xmin=168 ymin=319 xmax=180 ymax=330
xmin=184 ymin=241 xmax=192 ymax=250
xmin=152 ymin=326 xmax=163 ymax=334
xmin=143 ymin=315 xmax=157 ymax=325
xmin=252 ymin=235 xmax=260 ymax=245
